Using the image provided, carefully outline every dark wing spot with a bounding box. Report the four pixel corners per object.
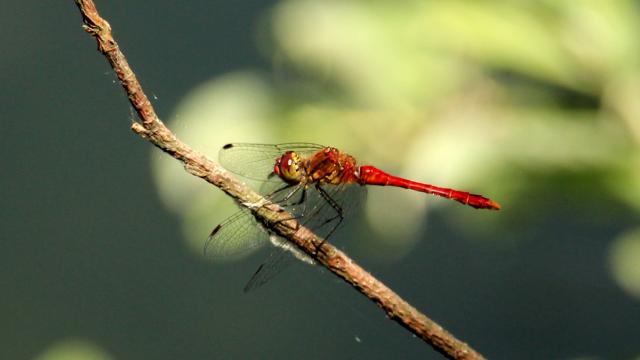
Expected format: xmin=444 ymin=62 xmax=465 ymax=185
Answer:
xmin=208 ymin=224 xmax=222 ymax=237
xmin=222 ymin=143 xmax=234 ymax=149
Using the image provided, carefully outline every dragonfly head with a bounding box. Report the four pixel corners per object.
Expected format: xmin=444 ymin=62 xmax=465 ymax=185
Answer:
xmin=274 ymin=151 xmax=305 ymax=184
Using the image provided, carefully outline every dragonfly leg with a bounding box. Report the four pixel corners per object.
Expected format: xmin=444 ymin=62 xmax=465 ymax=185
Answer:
xmin=265 ymin=184 xmax=296 ymax=203
xmin=313 ymin=184 xmax=344 ymax=254
xmin=282 ymin=185 xmax=306 ymax=205
xmin=264 ymin=183 xmax=305 ymax=213
xmin=265 ymin=183 xmax=306 ymax=208
xmin=269 ymin=186 xmax=308 ymax=232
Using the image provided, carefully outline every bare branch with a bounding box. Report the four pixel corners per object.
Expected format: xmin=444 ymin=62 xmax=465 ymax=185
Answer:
xmin=73 ymin=1 xmax=486 ymax=359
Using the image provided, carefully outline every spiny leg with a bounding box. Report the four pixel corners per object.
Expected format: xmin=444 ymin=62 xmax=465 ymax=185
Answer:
xmin=313 ymin=183 xmax=344 ymax=254
xmin=270 ymin=186 xmax=308 ymax=231
xmin=264 ymin=183 xmax=304 ymax=211
xmin=265 ymin=183 xmax=296 ymax=201
xmin=282 ymin=184 xmax=306 ymax=205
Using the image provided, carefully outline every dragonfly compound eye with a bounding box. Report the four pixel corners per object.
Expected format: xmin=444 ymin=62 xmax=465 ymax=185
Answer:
xmin=275 ymin=151 xmax=304 ymax=183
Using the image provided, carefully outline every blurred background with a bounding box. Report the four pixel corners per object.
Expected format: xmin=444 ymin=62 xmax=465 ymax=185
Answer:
xmin=3 ymin=1 xmax=640 ymax=359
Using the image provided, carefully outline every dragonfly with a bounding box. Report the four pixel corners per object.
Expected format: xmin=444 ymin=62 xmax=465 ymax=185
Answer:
xmin=205 ymin=143 xmax=500 ymax=292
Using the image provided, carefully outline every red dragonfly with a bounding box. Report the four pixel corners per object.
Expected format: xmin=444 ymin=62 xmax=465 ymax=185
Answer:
xmin=205 ymin=143 xmax=500 ymax=291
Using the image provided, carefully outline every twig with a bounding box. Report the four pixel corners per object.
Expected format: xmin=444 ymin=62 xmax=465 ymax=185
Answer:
xmin=73 ymin=1 xmax=487 ymax=359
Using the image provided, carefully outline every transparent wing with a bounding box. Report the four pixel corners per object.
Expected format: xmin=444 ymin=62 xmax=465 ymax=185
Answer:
xmin=243 ymin=233 xmax=316 ymax=293
xmin=260 ymin=181 xmax=367 ymax=241
xmin=241 ymin=182 xmax=365 ymax=292
xmin=299 ymin=182 xmax=367 ymax=241
xmin=242 ymin=249 xmax=294 ymax=293
xmin=203 ymin=209 xmax=269 ymax=260
xmin=218 ymin=143 xmax=324 ymax=182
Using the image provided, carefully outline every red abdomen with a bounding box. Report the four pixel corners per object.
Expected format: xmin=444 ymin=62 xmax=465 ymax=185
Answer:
xmin=358 ymin=165 xmax=500 ymax=210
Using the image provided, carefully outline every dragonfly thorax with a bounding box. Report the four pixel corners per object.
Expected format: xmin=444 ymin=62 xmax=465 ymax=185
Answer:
xmin=309 ymin=147 xmax=359 ymax=185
